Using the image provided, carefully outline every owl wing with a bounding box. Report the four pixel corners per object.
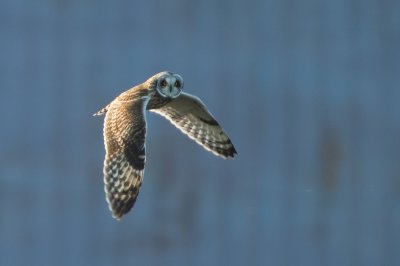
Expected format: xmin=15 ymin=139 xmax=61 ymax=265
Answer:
xmin=150 ymin=92 xmax=237 ymax=158
xmin=103 ymin=97 xmax=148 ymax=219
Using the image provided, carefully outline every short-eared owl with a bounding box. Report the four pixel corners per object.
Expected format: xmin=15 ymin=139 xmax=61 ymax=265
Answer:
xmin=94 ymin=71 xmax=237 ymax=219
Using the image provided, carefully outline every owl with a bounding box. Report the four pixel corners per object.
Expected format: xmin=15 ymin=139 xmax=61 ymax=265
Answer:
xmin=94 ymin=71 xmax=237 ymax=219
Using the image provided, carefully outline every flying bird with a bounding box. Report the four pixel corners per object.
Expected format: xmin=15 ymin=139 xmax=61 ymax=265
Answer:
xmin=94 ymin=71 xmax=237 ymax=219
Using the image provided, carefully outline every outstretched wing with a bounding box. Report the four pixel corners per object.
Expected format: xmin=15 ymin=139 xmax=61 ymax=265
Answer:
xmin=149 ymin=92 xmax=237 ymax=158
xmin=103 ymin=97 xmax=148 ymax=219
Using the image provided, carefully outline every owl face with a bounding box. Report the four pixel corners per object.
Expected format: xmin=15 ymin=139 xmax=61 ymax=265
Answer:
xmin=155 ymin=73 xmax=183 ymax=99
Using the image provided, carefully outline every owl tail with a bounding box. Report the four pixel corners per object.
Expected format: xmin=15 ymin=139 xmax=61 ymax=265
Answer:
xmin=93 ymin=104 xmax=110 ymax=116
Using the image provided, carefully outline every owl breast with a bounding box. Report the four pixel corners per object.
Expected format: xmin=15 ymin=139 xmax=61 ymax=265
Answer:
xmin=146 ymin=93 xmax=172 ymax=110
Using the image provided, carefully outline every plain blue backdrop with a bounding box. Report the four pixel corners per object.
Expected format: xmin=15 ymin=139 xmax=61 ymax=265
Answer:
xmin=0 ymin=0 xmax=399 ymax=265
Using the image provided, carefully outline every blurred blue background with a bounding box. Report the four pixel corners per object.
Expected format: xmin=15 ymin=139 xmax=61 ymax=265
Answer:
xmin=1 ymin=0 xmax=399 ymax=265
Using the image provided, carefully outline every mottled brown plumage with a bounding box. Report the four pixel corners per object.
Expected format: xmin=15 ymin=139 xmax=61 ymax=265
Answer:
xmin=94 ymin=71 xmax=237 ymax=219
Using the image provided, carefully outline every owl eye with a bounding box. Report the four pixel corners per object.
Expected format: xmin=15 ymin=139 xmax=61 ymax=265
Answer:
xmin=161 ymin=79 xmax=167 ymax=87
xmin=174 ymin=80 xmax=181 ymax=88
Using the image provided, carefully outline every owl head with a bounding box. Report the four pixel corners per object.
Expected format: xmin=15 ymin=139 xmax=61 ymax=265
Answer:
xmin=152 ymin=71 xmax=183 ymax=99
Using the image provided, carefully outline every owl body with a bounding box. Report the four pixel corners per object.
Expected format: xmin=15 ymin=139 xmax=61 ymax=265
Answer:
xmin=95 ymin=71 xmax=236 ymax=219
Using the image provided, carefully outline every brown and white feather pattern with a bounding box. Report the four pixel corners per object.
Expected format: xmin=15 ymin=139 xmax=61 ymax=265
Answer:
xmin=102 ymin=90 xmax=149 ymax=219
xmin=149 ymin=92 xmax=237 ymax=158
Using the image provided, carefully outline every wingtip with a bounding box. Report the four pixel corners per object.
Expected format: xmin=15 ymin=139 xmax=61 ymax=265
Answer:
xmin=220 ymin=146 xmax=237 ymax=159
xmin=230 ymin=146 xmax=238 ymax=158
xmin=112 ymin=214 xmax=123 ymax=221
